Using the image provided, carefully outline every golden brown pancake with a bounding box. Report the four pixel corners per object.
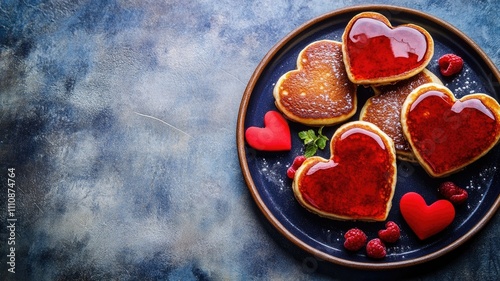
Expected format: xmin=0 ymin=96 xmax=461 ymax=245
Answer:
xmin=273 ymin=40 xmax=357 ymax=126
xmin=360 ymin=69 xmax=442 ymax=162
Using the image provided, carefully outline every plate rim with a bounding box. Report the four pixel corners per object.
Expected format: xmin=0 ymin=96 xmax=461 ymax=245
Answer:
xmin=236 ymin=4 xmax=500 ymax=270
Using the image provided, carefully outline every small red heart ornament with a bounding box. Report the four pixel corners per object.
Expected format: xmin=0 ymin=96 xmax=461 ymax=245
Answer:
xmin=401 ymin=83 xmax=500 ymax=177
xmin=342 ymin=12 xmax=433 ymax=85
xmin=293 ymin=121 xmax=397 ymax=221
xmin=400 ymin=192 xmax=455 ymax=240
xmin=245 ymin=111 xmax=291 ymax=151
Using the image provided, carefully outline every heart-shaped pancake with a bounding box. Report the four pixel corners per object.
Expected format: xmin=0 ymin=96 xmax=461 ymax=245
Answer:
xmin=245 ymin=111 xmax=291 ymax=151
xmin=401 ymin=83 xmax=500 ymax=177
xmin=293 ymin=121 xmax=397 ymax=221
xmin=342 ymin=12 xmax=434 ymax=85
xmin=400 ymin=192 xmax=455 ymax=240
xmin=360 ymin=69 xmax=442 ymax=162
xmin=273 ymin=40 xmax=357 ymax=126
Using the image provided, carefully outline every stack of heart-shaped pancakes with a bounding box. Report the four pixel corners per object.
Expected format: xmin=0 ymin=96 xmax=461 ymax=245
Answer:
xmin=360 ymin=69 xmax=442 ymax=162
xmin=267 ymin=11 xmax=500 ymax=221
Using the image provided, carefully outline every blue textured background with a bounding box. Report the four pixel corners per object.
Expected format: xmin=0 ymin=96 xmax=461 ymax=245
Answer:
xmin=0 ymin=0 xmax=499 ymax=280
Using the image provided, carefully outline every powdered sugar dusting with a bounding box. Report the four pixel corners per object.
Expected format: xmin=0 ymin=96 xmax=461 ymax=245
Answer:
xmin=444 ymin=68 xmax=481 ymax=97
xmin=258 ymin=157 xmax=288 ymax=192
xmin=388 ymin=245 xmax=413 ymax=255
xmin=464 ymin=165 xmax=498 ymax=210
xmin=467 ymin=165 xmax=497 ymax=191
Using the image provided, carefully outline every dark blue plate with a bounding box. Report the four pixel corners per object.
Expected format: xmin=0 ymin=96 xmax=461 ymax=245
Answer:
xmin=237 ymin=5 xmax=500 ymax=270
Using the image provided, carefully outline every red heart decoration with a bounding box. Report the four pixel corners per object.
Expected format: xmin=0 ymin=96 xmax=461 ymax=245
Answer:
xmin=342 ymin=12 xmax=433 ymax=85
xmin=401 ymin=83 xmax=500 ymax=177
xmin=293 ymin=121 xmax=397 ymax=221
xmin=245 ymin=111 xmax=291 ymax=151
xmin=400 ymin=192 xmax=455 ymax=240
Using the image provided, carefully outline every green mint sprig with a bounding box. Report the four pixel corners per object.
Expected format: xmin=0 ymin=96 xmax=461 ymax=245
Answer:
xmin=298 ymin=126 xmax=329 ymax=157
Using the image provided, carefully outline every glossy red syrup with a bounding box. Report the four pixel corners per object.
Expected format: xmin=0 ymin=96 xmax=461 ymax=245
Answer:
xmin=346 ymin=18 xmax=428 ymax=80
xmin=406 ymin=91 xmax=499 ymax=174
xmin=299 ymin=128 xmax=395 ymax=220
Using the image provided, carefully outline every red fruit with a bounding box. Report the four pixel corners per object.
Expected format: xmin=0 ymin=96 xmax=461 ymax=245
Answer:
xmin=343 ymin=228 xmax=367 ymax=251
xmin=286 ymin=155 xmax=306 ymax=179
xmin=292 ymin=155 xmax=306 ymax=168
xmin=438 ymin=54 xmax=463 ymax=76
xmin=286 ymin=167 xmax=296 ymax=179
xmin=378 ymin=221 xmax=401 ymax=243
xmin=366 ymin=238 xmax=386 ymax=259
xmin=438 ymin=181 xmax=468 ymax=205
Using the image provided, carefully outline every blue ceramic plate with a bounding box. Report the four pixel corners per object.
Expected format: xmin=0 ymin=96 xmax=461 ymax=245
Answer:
xmin=237 ymin=5 xmax=500 ymax=270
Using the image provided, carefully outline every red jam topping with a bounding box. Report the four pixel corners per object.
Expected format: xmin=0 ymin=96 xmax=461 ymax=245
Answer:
xmin=406 ymin=91 xmax=499 ymax=174
xmin=346 ymin=18 xmax=428 ymax=80
xmin=298 ymin=127 xmax=395 ymax=220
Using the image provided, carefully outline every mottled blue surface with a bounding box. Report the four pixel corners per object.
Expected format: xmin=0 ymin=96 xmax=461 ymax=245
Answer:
xmin=0 ymin=0 xmax=499 ymax=280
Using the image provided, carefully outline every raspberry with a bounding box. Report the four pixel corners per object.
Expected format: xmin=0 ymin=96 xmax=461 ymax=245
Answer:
xmin=378 ymin=221 xmax=401 ymax=243
xmin=286 ymin=167 xmax=296 ymax=179
xmin=286 ymin=155 xmax=306 ymax=179
xmin=438 ymin=181 xmax=468 ymax=205
xmin=366 ymin=238 xmax=386 ymax=259
xmin=438 ymin=54 xmax=463 ymax=76
xmin=292 ymin=155 xmax=306 ymax=167
xmin=343 ymin=228 xmax=367 ymax=251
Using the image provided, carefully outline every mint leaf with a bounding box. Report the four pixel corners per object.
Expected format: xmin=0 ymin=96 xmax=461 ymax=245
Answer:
xmin=298 ymin=126 xmax=329 ymax=157
xmin=304 ymin=144 xmax=317 ymax=158
xmin=306 ymin=129 xmax=316 ymax=140
xmin=298 ymin=131 xmax=309 ymax=140
xmin=318 ymin=126 xmax=324 ymax=136
xmin=316 ymin=137 xmax=327 ymax=150
xmin=298 ymin=130 xmax=313 ymax=144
